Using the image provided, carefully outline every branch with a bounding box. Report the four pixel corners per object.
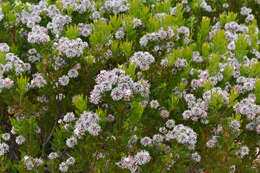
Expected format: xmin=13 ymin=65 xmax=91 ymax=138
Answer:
xmin=42 ymin=116 xmax=58 ymax=155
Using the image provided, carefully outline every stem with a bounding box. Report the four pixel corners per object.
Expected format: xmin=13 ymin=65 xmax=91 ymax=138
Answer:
xmin=42 ymin=118 xmax=57 ymax=155
xmin=10 ymin=27 xmax=17 ymax=46
xmin=42 ymin=101 xmax=61 ymax=155
xmin=160 ymin=154 xmax=174 ymax=173
xmin=90 ymin=152 xmax=98 ymax=172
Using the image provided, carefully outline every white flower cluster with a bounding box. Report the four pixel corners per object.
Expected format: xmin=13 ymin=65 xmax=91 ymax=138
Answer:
xmin=29 ymin=73 xmax=47 ymax=88
xmin=2 ymin=133 xmax=10 ymax=141
xmin=57 ymin=37 xmax=88 ymax=58
xmin=78 ymin=23 xmax=92 ymax=37
xmin=0 ymin=43 xmax=9 ymax=52
xmin=66 ymin=136 xmax=77 ymax=148
xmin=206 ymin=136 xmax=218 ymax=148
xmin=53 ymin=56 xmax=67 ymax=70
xmin=133 ymin=18 xmax=142 ymax=28
xmin=165 ymin=124 xmax=197 ymax=150
xmin=27 ymin=48 xmax=41 ymax=63
xmin=48 ymin=152 xmax=59 ymax=160
xmin=59 ymin=157 xmax=75 ymax=172
xmin=140 ymin=136 xmax=153 ymax=147
xmin=139 ymin=27 xmax=174 ymax=47
xmin=23 ymin=155 xmax=43 ymax=170
xmin=1 ymin=52 xmax=31 ymax=75
xmin=58 ymin=75 xmax=70 ymax=86
xmin=115 ymin=27 xmax=125 ymax=40
xmin=236 ymin=146 xmax=249 ymax=158
xmin=63 ymin=112 xmax=76 ymax=123
xmin=233 ymin=94 xmax=260 ymax=134
xmin=229 ymin=119 xmax=241 ymax=131
xmin=28 ymin=25 xmax=50 ymax=44
xmin=59 ymin=0 xmax=94 ymax=13
xmin=90 ymin=11 xmax=101 ymax=20
xmin=0 ymin=78 xmax=14 ymax=92
xmin=16 ymin=135 xmax=26 ymax=145
xmin=235 ymin=76 xmax=256 ymax=93
xmin=177 ymin=26 xmax=190 ymax=38
xmin=104 ymin=0 xmax=130 ymax=14
xmin=116 ymin=150 xmax=151 ymax=173
xmin=182 ymin=93 xmax=209 ymax=123
xmin=191 ymin=152 xmax=201 ymax=162
xmin=37 ymin=95 xmax=48 ymax=103
xmin=192 ymin=51 xmax=203 ymax=63
xmin=224 ymin=21 xmax=251 ymax=50
xmin=240 ymin=7 xmax=254 ymax=23
xmin=241 ymin=7 xmax=252 ymax=16
xmin=20 ymin=1 xmax=47 ymax=28
xmin=203 ymin=87 xmax=229 ymax=104
xmin=90 ymin=68 xmax=150 ymax=104
xmin=209 ymin=22 xmax=221 ymax=40
xmin=46 ymin=9 xmax=71 ymax=35
xmin=0 ymin=51 xmax=31 ymax=93
xmin=175 ymin=58 xmax=188 ymax=70
xmin=0 ymin=141 xmax=9 ymax=156
xmin=73 ymin=111 xmax=101 ymax=138
xmin=200 ymin=0 xmax=212 ymax=12
xmin=0 ymin=7 xmax=3 ymax=21
xmin=130 ymin=51 xmax=155 ymax=71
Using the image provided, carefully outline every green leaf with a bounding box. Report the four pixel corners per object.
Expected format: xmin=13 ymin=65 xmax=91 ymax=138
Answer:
xmin=65 ymin=25 xmax=79 ymax=40
xmin=72 ymin=94 xmax=88 ymax=114
xmin=234 ymin=34 xmax=248 ymax=62
xmin=213 ymin=30 xmax=227 ymax=54
xmin=16 ymin=76 xmax=29 ymax=96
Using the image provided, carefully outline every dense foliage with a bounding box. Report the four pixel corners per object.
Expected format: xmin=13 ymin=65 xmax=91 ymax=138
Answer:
xmin=0 ymin=0 xmax=260 ymax=172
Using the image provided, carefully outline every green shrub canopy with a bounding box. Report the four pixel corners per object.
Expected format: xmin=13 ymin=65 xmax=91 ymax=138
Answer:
xmin=0 ymin=0 xmax=260 ymax=172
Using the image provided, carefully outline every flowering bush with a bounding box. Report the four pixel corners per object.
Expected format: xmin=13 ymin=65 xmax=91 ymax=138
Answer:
xmin=0 ymin=0 xmax=260 ymax=172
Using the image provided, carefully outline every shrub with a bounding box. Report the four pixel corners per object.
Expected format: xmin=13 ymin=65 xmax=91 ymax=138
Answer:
xmin=0 ymin=0 xmax=260 ymax=172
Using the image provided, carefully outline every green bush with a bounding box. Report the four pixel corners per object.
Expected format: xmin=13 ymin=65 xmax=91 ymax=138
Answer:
xmin=0 ymin=0 xmax=259 ymax=172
